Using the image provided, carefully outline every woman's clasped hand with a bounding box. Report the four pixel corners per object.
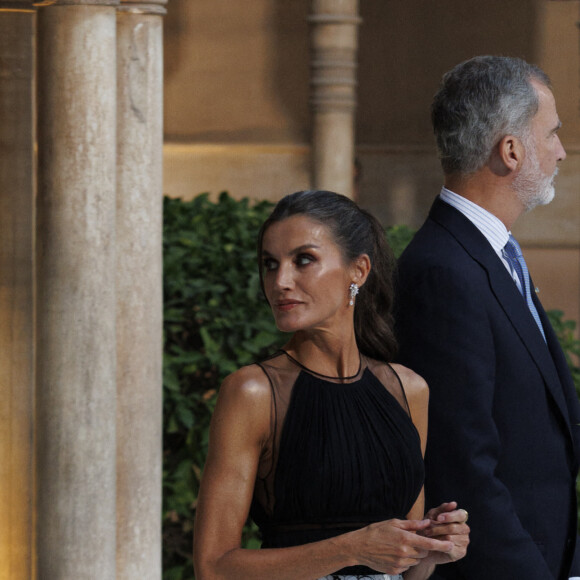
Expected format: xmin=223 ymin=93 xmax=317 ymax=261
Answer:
xmin=343 ymin=502 xmax=469 ymax=576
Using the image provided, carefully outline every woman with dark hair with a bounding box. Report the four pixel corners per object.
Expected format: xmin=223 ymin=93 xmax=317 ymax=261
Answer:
xmin=194 ymin=191 xmax=469 ymax=580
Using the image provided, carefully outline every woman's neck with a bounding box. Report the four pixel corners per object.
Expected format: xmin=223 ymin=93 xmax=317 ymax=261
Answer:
xmin=283 ymin=330 xmax=360 ymax=378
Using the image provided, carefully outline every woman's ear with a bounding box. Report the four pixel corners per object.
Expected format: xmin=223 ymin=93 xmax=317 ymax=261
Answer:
xmin=351 ymin=254 xmax=371 ymax=287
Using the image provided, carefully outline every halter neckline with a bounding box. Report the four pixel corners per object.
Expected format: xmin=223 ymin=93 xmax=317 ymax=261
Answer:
xmin=281 ymin=349 xmax=363 ymax=381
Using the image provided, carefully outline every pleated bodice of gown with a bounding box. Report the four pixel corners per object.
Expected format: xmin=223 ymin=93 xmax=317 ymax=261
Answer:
xmin=249 ymin=350 xmax=424 ymax=576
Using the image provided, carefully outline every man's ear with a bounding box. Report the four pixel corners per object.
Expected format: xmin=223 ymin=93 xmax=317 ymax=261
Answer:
xmin=497 ymin=134 xmax=525 ymax=173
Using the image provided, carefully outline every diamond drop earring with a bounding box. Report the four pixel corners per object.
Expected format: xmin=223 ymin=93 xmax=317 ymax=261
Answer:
xmin=349 ymin=282 xmax=359 ymax=306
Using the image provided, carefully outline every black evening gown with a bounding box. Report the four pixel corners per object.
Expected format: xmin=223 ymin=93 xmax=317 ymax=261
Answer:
xmin=249 ymin=351 xmax=425 ymax=576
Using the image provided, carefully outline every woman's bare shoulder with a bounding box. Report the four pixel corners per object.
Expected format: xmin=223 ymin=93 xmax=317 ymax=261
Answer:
xmin=389 ymin=364 xmax=429 ymax=449
xmin=211 ymin=364 xmax=273 ymax=444
xmin=389 ymin=363 xmax=429 ymax=401
xmin=217 ymin=363 xmax=273 ymax=407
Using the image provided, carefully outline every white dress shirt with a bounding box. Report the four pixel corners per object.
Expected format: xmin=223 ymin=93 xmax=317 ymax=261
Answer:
xmin=439 ymin=187 xmax=522 ymax=292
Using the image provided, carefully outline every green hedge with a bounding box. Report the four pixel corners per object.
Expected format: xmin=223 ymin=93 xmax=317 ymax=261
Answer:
xmin=162 ymin=192 xmax=580 ymax=580
xmin=162 ymin=193 xmax=284 ymax=580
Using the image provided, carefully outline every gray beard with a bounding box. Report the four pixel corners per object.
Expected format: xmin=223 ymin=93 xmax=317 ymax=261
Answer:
xmin=513 ymin=144 xmax=557 ymax=211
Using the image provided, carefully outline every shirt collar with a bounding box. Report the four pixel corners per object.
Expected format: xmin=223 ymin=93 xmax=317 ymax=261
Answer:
xmin=439 ymin=187 xmax=511 ymax=253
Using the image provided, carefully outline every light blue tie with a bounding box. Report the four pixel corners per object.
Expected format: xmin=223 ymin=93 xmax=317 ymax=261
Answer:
xmin=502 ymin=234 xmax=546 ymax=341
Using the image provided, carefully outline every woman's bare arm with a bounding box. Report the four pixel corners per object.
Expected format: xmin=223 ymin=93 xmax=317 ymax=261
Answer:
xmin=194 ymin=364 xmax=457 ymax=580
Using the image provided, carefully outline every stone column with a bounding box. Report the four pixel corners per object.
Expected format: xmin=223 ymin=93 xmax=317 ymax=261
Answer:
xmin=36 ymin=1 xmax=119 ymax=578
xmin=116 ymin=1 xmax=165 ymax=578
xmin=308 ymin=0 xmax=361 ymax=197
xmin=0 ymin=3 xmax=35 ymax=578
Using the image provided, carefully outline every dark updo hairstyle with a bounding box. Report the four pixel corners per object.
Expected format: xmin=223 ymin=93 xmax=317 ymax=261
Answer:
xmin=257 ymin=190 xmax=397 ymax=362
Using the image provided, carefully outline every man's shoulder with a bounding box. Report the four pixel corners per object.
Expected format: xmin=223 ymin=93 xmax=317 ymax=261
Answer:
xmin=399 ymin=216 xmax=474 ymax=270
xmin=397 ymin=219 xmax=496 ymax=303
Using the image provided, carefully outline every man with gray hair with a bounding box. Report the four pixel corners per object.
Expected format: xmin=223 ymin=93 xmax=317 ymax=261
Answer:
xmin=396 ymin=55 xmax=580 ymax=579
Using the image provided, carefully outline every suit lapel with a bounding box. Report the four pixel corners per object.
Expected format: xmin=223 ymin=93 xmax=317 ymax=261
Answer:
xmin=535 ymin=294 xmax=580 ymax=461
xmin=428 ymin=198 xmax=575 ymax=443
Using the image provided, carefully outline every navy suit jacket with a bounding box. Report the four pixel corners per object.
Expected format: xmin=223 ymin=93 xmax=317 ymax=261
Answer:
xmin=395 ymin=197 xmax=580 ymax=579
